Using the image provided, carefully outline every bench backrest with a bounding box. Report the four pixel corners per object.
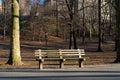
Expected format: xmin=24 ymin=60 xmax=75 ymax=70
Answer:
xmin=35 ymin=49 xmax=60 ymax=59
xmin=35 ymin=49 xmax=85 ymax=59
xmin=59 ymin=49 xmax=85 ymax=59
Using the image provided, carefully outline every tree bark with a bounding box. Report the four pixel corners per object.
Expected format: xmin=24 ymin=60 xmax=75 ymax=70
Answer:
xmin=97 ymin=0 xmax=103 ymax=52
xmin=7 ymin=0 xmax=22 ymax=66
xmin=115 ymin=0 xmax=120 ymax=62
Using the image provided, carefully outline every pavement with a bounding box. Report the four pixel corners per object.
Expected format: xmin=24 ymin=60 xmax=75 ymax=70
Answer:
xmin=0 ymin=64 xmax=120 ymax=80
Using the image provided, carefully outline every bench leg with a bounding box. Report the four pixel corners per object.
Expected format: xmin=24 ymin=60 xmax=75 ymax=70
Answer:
xmin=60 ymin=59 xmax=65 ymax=69
xmin=79 ymin=59 xmax=84 ymax=67
xmin=39 ymin=61 xmax=43 ymax=70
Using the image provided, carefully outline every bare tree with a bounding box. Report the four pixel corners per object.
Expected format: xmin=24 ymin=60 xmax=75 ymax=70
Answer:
xmin=97 ymin=0 xmax=103 ymax=51
xmin=65 ymin=0 xmax=78 ymax=49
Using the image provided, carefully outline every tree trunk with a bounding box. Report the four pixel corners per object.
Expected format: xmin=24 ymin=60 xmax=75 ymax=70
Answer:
xmin=115 ymin=0 xmax=120 ymax=62
xmin=65 ymin=0 xmax=78 ymax=49
xmin=55 ymin=0 xmax=59 ymax=37
xmin=89 ymin=26 xmax=92 ymax=40
xmin=82 ymin=0 xmax=85 ymax=45
xmin=97 ymin=0 xmax=103 ymax=52
xmin=3 ymin=1 xmax=6 ymax=40
xmin=7 ymin=0 xmax=22 ymax=66
xmin=69 ymin=24 xmax=72 ymax=49
xmin=73 ymin=28 xmax=77 ymax=49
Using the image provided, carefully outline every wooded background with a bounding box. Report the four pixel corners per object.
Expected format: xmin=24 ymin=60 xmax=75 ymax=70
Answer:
xmin=0 ymin=0 xmax=120 ymax=65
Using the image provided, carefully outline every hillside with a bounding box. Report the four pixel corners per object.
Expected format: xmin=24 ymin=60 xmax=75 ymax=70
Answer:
xmin=0 ymin=36 xmax=116 ymax=69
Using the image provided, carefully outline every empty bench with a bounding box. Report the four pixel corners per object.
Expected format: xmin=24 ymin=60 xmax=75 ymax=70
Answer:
xmin=34 ymin=49 xmax=85 ymax=69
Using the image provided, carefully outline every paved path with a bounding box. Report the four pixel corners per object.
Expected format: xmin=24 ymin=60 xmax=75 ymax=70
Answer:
xmin=0 ymin=64 xmax=120 ymax=80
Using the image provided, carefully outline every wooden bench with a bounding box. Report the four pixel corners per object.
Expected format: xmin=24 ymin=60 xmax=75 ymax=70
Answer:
xmin=34 ymin=49 xmax=85 ymax=69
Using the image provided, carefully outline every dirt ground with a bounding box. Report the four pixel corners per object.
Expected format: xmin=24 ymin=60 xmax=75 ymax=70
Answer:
xmin=0 ymin=36 xmax=116 ymax=69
